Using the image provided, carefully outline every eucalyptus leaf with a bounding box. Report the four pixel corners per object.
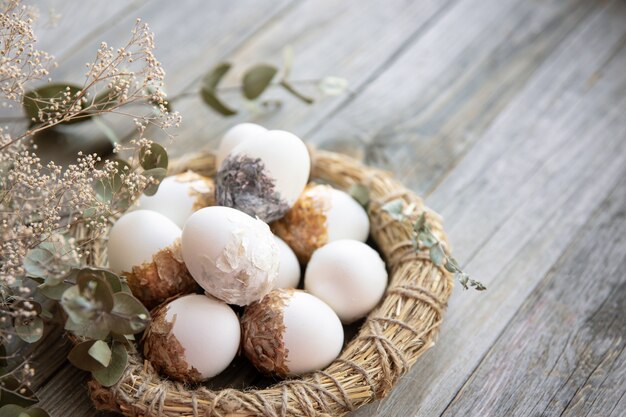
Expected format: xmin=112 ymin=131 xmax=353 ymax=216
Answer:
xmin=139 ymin=143 xmax=168 ymax=170
xmin=413 ymin=213 xmax=426 ymax=233
xmin=200 ymin=88 xmax=237 ymax=116
xmin=417 ymin=231 xmax=436 ymax=248
xmin=15 ymin=317 xmax=43 ymax=343
xmin=243 ymin=64 xmax=278 ymax=100
xmin=0 ymin=377 xmax=37 ymax=408
xmin=23 ymin=83 xmax=86 ymax=124
xmin=318 ymin=76 xmax=348 ymax=96
xmin=429 ymin=244 xmax=445 ymax=266
xmin=77 ymin=274 xmax=114 ymax=312
xmin=94 ymin=159 xmax=131 ymax=202
xmin=88 ymin=340 xmax=112 ymax=368
xmin=0 ymin=404 xmax=25 ymax=417
xmin=78 ymin=268 xmax=122 ymax=294
xmin=92 ymin=342 xmax=128 ymax=387
xmin=109 ymin=292 xmax=150 ymax=335
xmin=68 ymin=340 xmax=105 ymax=372
xmin=142 ymin=167 xmax=167 ymax=196
xmin=348 ymin=184 xmax=370 ymax=208
xmin=64 ymin=316 xmax=112 ymax=340
xmin=38 ymin=281 xmax=72 ymax=301
xmin=23 ymin=408 xmax=51 ymax=417
xmin=381 ymin=199 xmax=405 ymax=221
xmin=22 ymin=247 xmax=54 ymax=278
xmin=200 ymin=62 xmax=237 ymax=116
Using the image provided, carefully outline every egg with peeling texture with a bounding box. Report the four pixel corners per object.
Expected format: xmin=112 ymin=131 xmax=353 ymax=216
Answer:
xmin=305 ymin=240 xmax=387 ymax=324
xmin=216 ymin=123 xmax=268 ymax=168
xmin=272 ymin=183 xmax=369 ymax=262
xmin=241 ymin=289 xmax=343 ymax=376
xmin=143 ymin=294 xmax=241 ymax=382
xmin=181 ymin=206 xmax=279 ymax=306
xmin=137 ymin=171 xmax=215 ymax=228
xmin=273 ymin=236 xmax=300 ymax=289
xmin=216 ymin=130 xmax=310 ymax=222
xmin=107 ymin=210 xmax=196 ymax=308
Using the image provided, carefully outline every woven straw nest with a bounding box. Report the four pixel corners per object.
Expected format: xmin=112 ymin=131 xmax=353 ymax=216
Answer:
xmin=88 ymin=149 xmax=454 ymax=417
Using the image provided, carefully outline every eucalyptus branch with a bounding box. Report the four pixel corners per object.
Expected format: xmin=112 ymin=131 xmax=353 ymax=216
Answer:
xmin=380 ymin=199 xmax=486 ymax=291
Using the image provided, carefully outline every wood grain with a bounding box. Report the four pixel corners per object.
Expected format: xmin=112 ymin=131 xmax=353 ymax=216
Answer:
xmin=441 ymin=176 xmax=626 ymax=416
xmin=20 ymin=0 xmax=626 ymax=416
xmin=349 ymin=0 xmax=626 ymax=415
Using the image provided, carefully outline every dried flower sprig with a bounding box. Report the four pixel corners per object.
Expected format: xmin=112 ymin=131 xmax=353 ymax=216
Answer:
xmin=0 ymin=1 xmax=178 ymax=408
xmin=379 ymin=197 xmax=486 ymax=291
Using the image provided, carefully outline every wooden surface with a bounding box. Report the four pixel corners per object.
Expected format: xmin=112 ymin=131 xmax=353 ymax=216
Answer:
xmin=23 ymin=0 xmax=626 ymax=416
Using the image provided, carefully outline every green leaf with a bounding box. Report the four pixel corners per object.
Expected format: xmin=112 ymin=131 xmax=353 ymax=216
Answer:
xmin=23 ymin=408 xmax=51 ymax=417
xmin=139 ymin=143 xmax=168 ymax=170
xmin=23 ymin=84 xmax=86 ymax=124
xmin=200 ymin=62 xmax=237 ymax=116
xmin=413 ymin=213 xmax=426 ymax=233
xmin=22 ymin=248 xmax=54 ymax=278
xmin=318 ymin=76 xmax=348 ymax=96
xmin=94 ymin=159 xmax=131 ymax=202
xmin=429 ymin=244 xmax=445 ymax=267
xmin=142 ymin=167 xmax=167 ymax=196
xmin=108 ymin=293 xmax=150 ymax=335
xmin=417 ymin=231 xmax=437 ymax=248
xmin=0 ymin=377 xmax=37 ymax=408
xmin=77 ymin=273 xmax=114 ymax=312
xmin=64 ymin=315 xmax=110 ymax=340
xmin=68 ymin=340 xmax=106 ymax=372
xmin=92 ymin=342 xmax=128 ymax=387
xmin=200 ymin=88 xmax=237 ymax=116
xmin=15 ymin=317 xmax=43 ymax=343
xmin=0 ymin=404 xmax=25 ymax=417
xmin=77 ymin=268 xmax=122 ymax=293
xmin=348 ymin=184 xmax=370 ymax=208
xmin=242 ymin=64 xmax=278 ymax=100
xmin=38 ymin=281 xmax=72 ymax=301
xmin=381 ymin=199 xmax=405 ymax=221
xmin=88 ymin=340 xmax=112 ymax=368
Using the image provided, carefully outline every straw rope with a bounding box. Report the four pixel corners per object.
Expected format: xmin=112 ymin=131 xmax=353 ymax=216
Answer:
xmin=87 ymin=149 xmax=453 ymax=416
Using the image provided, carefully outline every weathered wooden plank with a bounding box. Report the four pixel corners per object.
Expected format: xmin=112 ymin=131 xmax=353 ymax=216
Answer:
xmin=167 ymin=0 xmax=459 ymax=156
xmin=440 ymin=177 xmax=626 ymax=416
xmin=30 ymin=0 xmax=143 ymax=61
xmin=308 ymin=0 xmax=598 ymax=195
xmin=51 ymin=0 xmax=297 ymax=93
xmin=350 ymin=1 xmax=626 ymax=415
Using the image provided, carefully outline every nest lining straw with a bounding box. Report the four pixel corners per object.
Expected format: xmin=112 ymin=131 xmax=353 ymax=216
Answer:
xmin=86 ymin=149 xmax=453 ymax=417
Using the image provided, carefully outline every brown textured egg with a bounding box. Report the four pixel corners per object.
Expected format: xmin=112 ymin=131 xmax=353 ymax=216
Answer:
xmin=271 ymin=183 xmax=370 ymax=263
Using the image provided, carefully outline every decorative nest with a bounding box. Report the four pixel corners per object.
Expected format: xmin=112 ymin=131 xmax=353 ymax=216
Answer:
xmin=87 ymin=149 xmax=453 ymax=417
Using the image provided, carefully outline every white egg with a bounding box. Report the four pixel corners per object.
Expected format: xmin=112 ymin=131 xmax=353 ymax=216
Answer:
xmin=305 ymin=240 xmax=387 ymax=324
xmin=216 ymin=130 xmax=311 ymax=222
xmin=327 ymin=188 xmax=369 ymax=242
xmin=181 ymin=206 xmax=279 ymax=306
xmin=137 ymin=172 xmax=215 ymax=228
xmin=241 ymin=289 xmax=343 ymax=376
xmin=272 ymin=184 xmax=370 ymax=262
xmin=143 ymin=294 xmax=241 ymax=382
xmin=107 ymin=210 xmax=181 ymax=274
xmin=273 ymin=236 xmax=301 ymax=289
xmin=216 ymin=123 xmax=268 ymax=168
